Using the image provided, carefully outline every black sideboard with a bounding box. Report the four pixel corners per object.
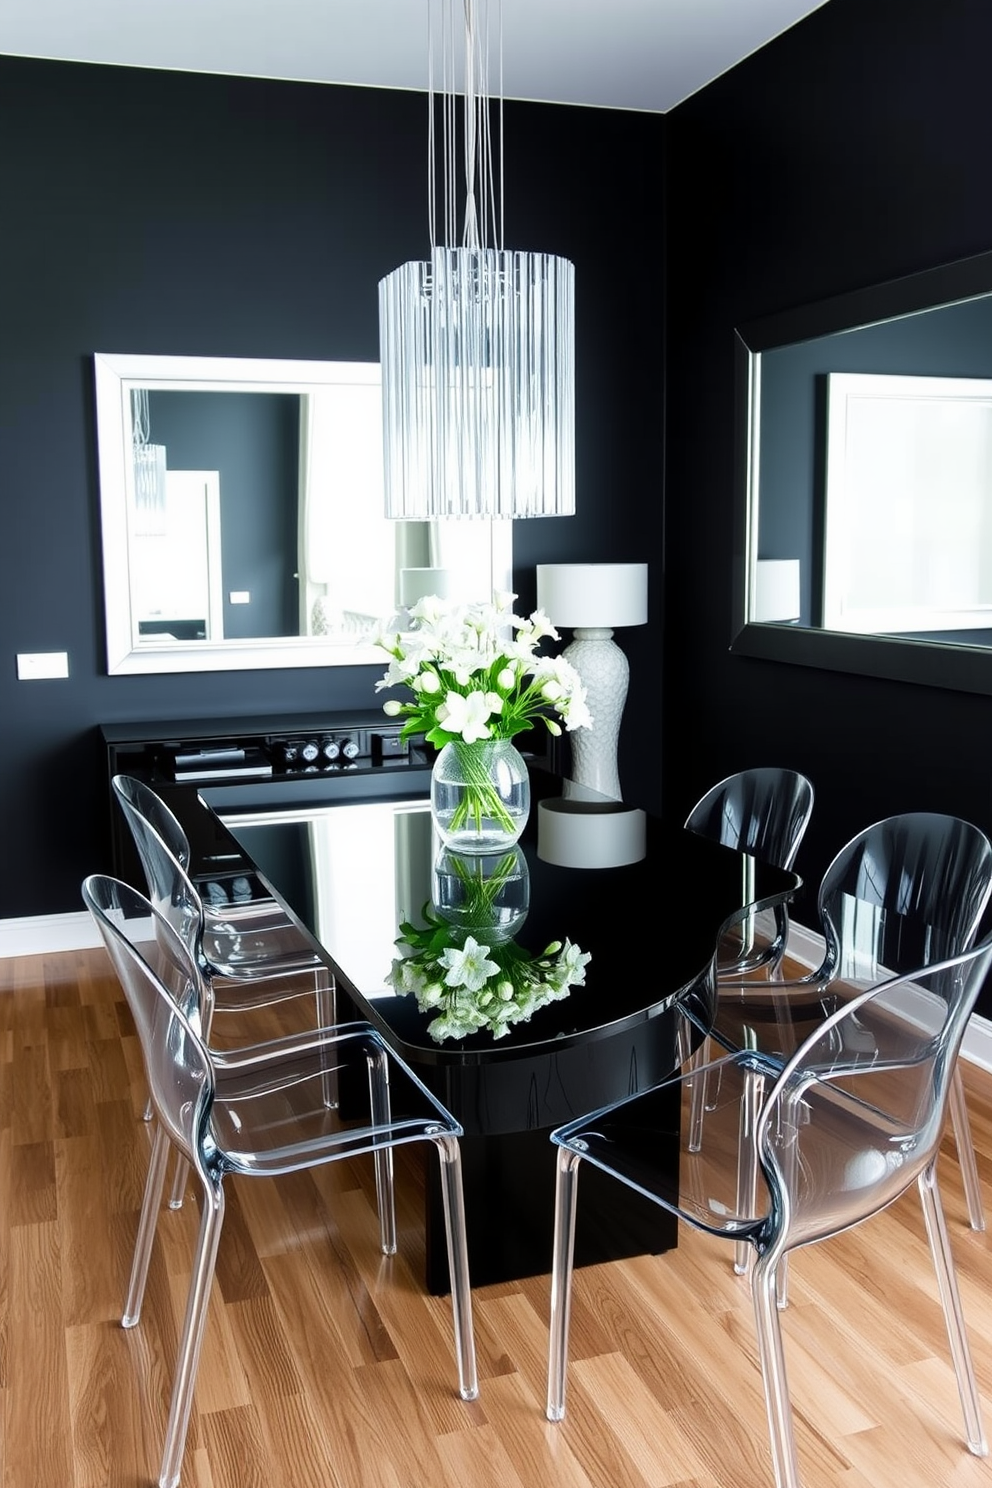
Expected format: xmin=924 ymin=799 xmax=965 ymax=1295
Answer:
xmin=101 ymin=711 xmax=557 ymax=888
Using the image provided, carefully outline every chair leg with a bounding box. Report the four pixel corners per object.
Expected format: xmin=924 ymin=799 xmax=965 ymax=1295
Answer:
xmin=366 ymin=1047 xmax=397 ymax=1256
xmin=948 ymin=1066 xmax=985 ymax=1231
xmin=432 ymin=1133 xmax=479 ymax=1401
xmin=158 ymin=1182 xmax=226 ymax=1488
xmin=735 ymin=1068 xmax=765 ymax=1274
xmin=687 ymin=1038 xmax=711 ymax=1153
xmin=546 ymin=1145 xmax=582 ymax=1421
xmin=772 ymin=1091 xmax=804 ymax=1312
xmin=123 ymin=1122 xmax=171 ymax=1328
xmin=751 ymin=1249 xmax=802 ymax=1488
xmin=317 ymin=973 xmax=339 ymax=1109
xmin=168 ymin=1153 xmax=190 ymax=1210
xmin=917 ymin=1163 xmax=988 ymax=1456
xmin=168 ymin=986 xmax=217 ymax=1211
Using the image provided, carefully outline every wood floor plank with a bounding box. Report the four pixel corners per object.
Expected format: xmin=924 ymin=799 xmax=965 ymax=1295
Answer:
xmin=0 ymin=1128 xmax=9 ymax=1391
xmin=455 ymin=1370 xmax=597 ymax=1488
xmin=260 ymin=1231 xmax=396 ymax=1375
xmin=64 ymin=1318 xmax=147 ymax=1488
xmin=434 ymin=1414 xmax=530 ymax=1488
xmin=55 ymin=1134 xmax=130 ymax=1326
xmin=7 ymin=1220 xmax=74 ymax=1488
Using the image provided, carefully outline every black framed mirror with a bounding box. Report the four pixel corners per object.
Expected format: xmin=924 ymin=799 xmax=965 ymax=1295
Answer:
xmin=730 ymin=248 xmax=992 ymax=695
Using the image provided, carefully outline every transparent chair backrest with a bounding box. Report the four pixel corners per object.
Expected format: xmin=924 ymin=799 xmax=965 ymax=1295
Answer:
xmin=757 ymin=931 xmax=992 ymax=1246
xmin=818 ymin=813 xmax=992 ymax=982
xmin=82 ymin=874 xmax=211 ymax=1167
xmin=113 ymin=773 xmax=192 ymax=869
xmin=684 ymin=767 xmax=814 ymax=870
xmin=112 ymin=774 xmax=203 ymax=958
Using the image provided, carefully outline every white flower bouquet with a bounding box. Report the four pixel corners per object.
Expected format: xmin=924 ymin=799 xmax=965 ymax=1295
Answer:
xmin=372 ymin=591 xmax=592 ymax=747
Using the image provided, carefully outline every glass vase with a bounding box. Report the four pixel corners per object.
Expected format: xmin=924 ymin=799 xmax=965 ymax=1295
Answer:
xmin=430 ymin=738 xmax=531 ymax=853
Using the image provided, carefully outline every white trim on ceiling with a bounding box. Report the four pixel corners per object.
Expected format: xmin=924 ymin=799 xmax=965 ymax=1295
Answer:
xmin=0 ymin=0 xmax=831 ymax=115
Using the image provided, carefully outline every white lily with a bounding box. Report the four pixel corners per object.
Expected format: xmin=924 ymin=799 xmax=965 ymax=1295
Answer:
xmin=409 ymin=594 xmax=452 ymax=627
xmin=515 ymin=608 xmax=560 ymax=645
xmin=437 ymin=689 xmax=494 ymax=743
xmin=438 ymin=935 xmax=499 ymax=992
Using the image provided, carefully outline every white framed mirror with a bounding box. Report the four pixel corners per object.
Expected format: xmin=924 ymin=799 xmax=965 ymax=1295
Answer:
xmin=94 ymin=352 xmax=512 ymax=676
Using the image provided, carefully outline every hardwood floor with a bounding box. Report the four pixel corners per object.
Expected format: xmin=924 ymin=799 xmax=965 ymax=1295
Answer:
xmin=4 ymin=946 xmax=992 ymax=1488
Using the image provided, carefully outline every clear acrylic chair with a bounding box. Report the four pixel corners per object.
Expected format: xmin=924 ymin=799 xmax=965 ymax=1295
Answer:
xmin=684 ymin=767 xmax=814 ymax=976
xmin=683 ymin=812 xmax=992 ymax=1255
xmin=682 ymin=768 xmax=814 ymax=1153
xmin=113 ymin=773 xmax=327 ymax=987
xmin=546 ymin=930 xmax=992 ymax=1488
xmin=82 ymin=873 xmax=478 ymax=1488
xmin=113 ymin=773 xmax=337 ymax=1204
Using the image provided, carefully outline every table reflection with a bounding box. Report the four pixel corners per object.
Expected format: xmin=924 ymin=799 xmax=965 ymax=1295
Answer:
xmin=391 ymin=845 xmax=594 ymax=1044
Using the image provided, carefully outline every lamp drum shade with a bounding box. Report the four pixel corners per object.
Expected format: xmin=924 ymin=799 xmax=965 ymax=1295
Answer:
xmin=536 ymin=563 xmax=648 ymax=629
xmin=537 ymin=799 xmax=646 ymax=868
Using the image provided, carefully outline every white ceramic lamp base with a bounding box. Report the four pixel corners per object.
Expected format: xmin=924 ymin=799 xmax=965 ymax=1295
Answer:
xmin=563 ymin=628 xmax=629 ymax=801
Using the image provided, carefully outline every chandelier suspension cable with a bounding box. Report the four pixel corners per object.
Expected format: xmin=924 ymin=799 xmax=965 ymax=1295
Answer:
xmin=446 ymin=2 xmax=457 ymax=247
xmin=379 ymin=0 xmax=575 ymax=520
xmin=496 ymin=2 xmax=504 ymax=251
xmin=427 ymin=0 xmax=504 ymax=255
xmin=427 ymin=3 xmax=435 ymax=250
xmin=461 ymin=0 xmax=478 ymax=249
xmin=474 ymin=0 xmax=498 ymax=253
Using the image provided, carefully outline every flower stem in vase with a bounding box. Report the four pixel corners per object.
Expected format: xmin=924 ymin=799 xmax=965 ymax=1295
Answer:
xmin=431 ymin=739 xmax=530 ymax=852
xmin=448 ymin=741 xmax=517 ymax=835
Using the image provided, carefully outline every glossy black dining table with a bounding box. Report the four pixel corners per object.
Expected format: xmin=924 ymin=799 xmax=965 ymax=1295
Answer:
xmin=192 ymin=764 xmax=799 ymax=1291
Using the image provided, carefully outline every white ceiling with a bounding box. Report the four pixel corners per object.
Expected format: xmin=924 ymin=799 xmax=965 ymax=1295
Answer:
xmin=0 ymin=0 xmax=830 ymax=114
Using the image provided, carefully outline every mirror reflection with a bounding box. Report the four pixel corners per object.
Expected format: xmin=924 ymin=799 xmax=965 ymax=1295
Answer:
xmin=731 ymin=248 xmax=992 ymax=695
xmin=746 ymin=285 xmax=992 ymax=647
xmin=94 ymin=353 xmax=511 ymax=675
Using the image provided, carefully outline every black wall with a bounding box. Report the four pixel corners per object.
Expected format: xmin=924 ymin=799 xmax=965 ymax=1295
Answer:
xmin=0 ymin=56 xmax=664 ymax=917
xmin=665 ymin=0 xmax=992 ymax=969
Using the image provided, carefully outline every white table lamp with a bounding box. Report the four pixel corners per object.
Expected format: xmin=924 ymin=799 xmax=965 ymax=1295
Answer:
xmin=536 ymin=562 xmax=649 ymax=801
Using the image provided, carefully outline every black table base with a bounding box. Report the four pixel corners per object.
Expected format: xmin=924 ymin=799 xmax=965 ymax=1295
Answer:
xmin=424 ymin=1119 xmax=680 ymax=1294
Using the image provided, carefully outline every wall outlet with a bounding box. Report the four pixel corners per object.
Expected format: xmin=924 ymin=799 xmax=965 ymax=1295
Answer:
xmin=229 ymin=591 xmax=250 ymax=604
xmin=17 ymin=651 xmax=69 ymax=680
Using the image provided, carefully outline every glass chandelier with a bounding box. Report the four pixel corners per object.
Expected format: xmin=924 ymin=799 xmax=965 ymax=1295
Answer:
xmin=379 ymin=0 xmax=575 ymax=520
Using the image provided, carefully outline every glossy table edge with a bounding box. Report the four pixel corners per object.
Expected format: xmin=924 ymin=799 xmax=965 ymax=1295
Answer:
xmin=199 ymin=777 xmax=802 ymax=1069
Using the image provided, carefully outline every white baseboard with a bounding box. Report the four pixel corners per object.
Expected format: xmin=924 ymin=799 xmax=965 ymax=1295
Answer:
xmin=0 ymin=911 xmax=103 ymax=957
xmin=4 ymin=911 xmax=992 ymax=1073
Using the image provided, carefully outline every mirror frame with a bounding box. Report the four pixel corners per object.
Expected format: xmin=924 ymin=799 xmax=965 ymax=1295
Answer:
xmin=94 ymin=352 xmax=512 ymax=676
xmin=729 ymin=248 xmax=992 ymax=696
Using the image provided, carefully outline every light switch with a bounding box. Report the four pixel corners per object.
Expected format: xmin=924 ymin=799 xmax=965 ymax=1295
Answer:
xmin=229 ymin=591 xmax=250 ymax=604
xmin=17 ymin=651 xmax=69 ymax=680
